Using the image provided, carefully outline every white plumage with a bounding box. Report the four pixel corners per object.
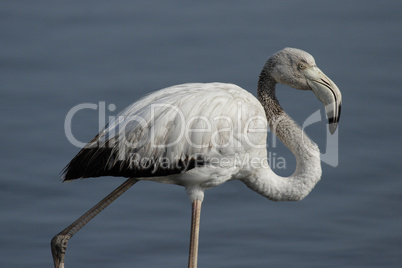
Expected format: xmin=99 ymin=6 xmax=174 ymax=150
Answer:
xmin=88 ymin=83 xmax=269 ymax=200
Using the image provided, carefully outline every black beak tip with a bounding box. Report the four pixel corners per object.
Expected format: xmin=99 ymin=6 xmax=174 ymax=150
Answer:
xmin=328 ymin=118 xmax=339 ymax=134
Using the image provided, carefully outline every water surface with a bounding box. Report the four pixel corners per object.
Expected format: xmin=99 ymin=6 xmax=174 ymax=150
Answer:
xmin=1 ymin=1 xmax=401 ymax=267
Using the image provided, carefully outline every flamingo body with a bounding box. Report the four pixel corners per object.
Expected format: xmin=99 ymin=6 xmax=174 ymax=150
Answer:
xmin=64 ymin=83 xmax=268 ymax=201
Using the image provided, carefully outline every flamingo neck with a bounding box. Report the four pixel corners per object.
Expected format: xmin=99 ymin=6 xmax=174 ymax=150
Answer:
xmin=242 ymin=71 xmax=322 ymax=201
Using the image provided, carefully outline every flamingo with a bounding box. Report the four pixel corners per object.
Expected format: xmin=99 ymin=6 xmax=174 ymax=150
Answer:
xmin=51 ymin=47 xmax=342 ymax=268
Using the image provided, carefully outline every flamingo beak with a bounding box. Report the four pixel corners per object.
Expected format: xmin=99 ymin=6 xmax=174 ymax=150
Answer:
xmin=304 ymin=66 xmax=342 ymax=134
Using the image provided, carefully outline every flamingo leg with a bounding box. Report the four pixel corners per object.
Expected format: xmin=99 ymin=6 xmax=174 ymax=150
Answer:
xmin=188 ymin=199 xmax=202 ymax=268
xmin=51 ymin=178 xmax=138 ymax=268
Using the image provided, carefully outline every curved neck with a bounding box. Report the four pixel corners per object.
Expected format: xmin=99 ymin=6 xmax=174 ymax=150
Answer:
xmin=242 ymin=71 xmax=322 ymax=201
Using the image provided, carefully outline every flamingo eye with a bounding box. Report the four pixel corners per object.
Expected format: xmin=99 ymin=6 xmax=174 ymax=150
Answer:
xmin=298 ymin=63 xmax=306 ymax=70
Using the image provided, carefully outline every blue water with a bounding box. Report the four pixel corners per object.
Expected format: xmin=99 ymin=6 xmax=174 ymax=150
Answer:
xmin=1 ymin=1 xmax=401 ymax=267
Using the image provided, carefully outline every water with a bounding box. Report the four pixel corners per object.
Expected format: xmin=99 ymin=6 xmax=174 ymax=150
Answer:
xmin=1 ymin=1 xmax=401 ymax=267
